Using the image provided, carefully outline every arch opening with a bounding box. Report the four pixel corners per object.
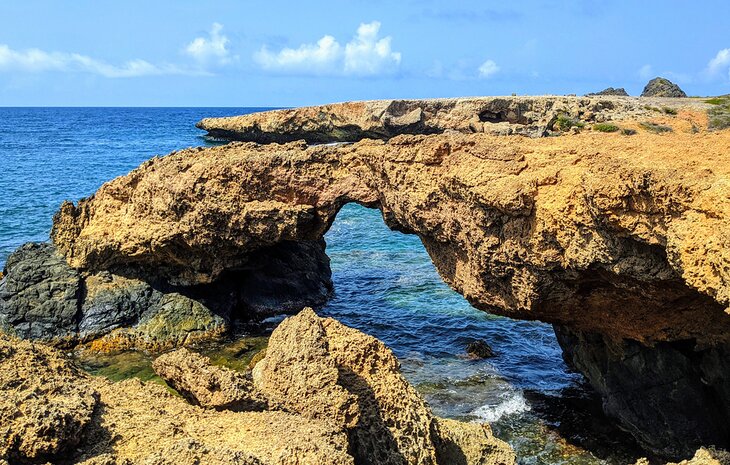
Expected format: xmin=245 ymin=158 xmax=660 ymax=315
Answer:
xmin=319 ymin=203 xmax=645 ymax=465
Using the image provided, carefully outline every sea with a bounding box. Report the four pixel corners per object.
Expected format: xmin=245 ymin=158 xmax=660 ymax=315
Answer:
xmin=0 ymin=107 xmax=644 ymax=465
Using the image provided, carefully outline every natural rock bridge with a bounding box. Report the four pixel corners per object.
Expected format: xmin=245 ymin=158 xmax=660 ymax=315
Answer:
xmin=2 ymin=97 xmax=729 ymax=459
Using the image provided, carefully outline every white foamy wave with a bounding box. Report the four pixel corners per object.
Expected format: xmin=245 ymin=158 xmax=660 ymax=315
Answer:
xmin=470 ymin=391 xmax=530 ymax=423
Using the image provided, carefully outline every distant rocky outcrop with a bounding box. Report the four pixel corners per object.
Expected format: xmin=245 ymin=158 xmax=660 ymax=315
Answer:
xmin=195 ymin=96 xmax=689 ymax=143
xmin=587 ymin=87 xmax=629 ymax=96
xmin=641 ymin=77 xmax=687 ymax=98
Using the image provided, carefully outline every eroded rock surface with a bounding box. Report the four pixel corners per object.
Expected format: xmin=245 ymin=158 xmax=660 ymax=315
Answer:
xmin=44 ymin=114 xmax=730 ymax=457
xmin=0 ymin=332 xmax=354 ymax=465
xmin=641 ymin=77 xmax=687 ymax=98
xmin=153 ymin=348 xmax=268 ymax=411
xmin=0 ymin=333 xmax=97 ymax=462
xmin=0 ymin=239 xmax=332 ymax=350
xmin=252 ymin=308 xmax=515 ymax=465
xmin=196 ymin=96 xmax=706 ymax=143
xmin=0 ymin=313 xmax=514 ymax=465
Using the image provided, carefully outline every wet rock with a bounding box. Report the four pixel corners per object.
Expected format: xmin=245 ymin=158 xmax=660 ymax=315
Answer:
xmin=555 ymin=326 xmax=730 ymax=458
xmin=432 ymin=418 xmax=516 ymax=465
xmin=466 ymin=340 xmax=495 ymax=358
xmin=0 ymin=334 xmax=97 ymax=462
xmin=254 ymin=308 xmax=516 ymax=465
xmin=0 ymin=240 xmax=332 ymax=351
xmin=641 ymin=77 xmax=687 ymax=98
xmin=587 ymin=87 xmax=629 ymax=96
xmin=153 ymin=348 xmax=268 ymax=411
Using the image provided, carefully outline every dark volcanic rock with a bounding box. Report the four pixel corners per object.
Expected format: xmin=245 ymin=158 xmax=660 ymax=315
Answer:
xmin=466 ymin=340 xmax=495 ymax=358
xmin=0 ymin=240 xmax=333 ymax=350
xmin=0 ymin=242 xmax=80 ymax=343
xmin=641 ymin=77 xmax=687 ymax=98
xmin=555 ymin=325 xmax=730 ymax=458
xmin=587 ymin=87 xmax=629 ymax=97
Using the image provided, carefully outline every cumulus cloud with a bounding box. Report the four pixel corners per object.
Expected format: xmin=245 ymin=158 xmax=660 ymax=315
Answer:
xmin=706 ymin=48 xmax=730 ymax=79
xmin=477 ymin=59 xmax=499 ymax=78
xmin=0 ymin=44 xmax=196 ymax=77
xmin=344 ymin=22 xmax=401 ymax=75
xmin=255 ymin=21 xmax=401 ymax=76
xmin=184 ymin=23 xmax=233 ymax=65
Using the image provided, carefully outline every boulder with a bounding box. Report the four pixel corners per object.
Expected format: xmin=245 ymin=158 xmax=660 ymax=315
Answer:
xmin=432 ymin=418 xmax=516 ymax=465
xmin=254 ymin=308 xmax=515 ymax=465
xmin=641 ymin=77 xmax=687 ymax=98
xmin=153 ymin=348 xmax=268 ymax=411
xmin=0 ymin=332 xmax=354 ymax=465
xmin=251 ymin=308 xmax=361 ymax=429
xmin=0 ymin=334 xmax=97 ymax=462
xmin=0 ymin=242 xmax=80 ymax=343
xmin=466 ymin=340 xmax=496 ymax=358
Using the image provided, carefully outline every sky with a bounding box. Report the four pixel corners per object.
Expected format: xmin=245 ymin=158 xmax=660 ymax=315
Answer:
xmin=0 ymin=0 xmax=729 ymax=106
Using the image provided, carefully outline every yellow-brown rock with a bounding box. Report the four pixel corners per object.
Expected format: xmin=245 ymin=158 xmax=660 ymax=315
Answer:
xmin=0 ymin=333 xmax=355 ymax=465
xmin=254 ymin=308 xmax=515 ymax=465
xmin=152 ymin=347 xmax=268 ymax=411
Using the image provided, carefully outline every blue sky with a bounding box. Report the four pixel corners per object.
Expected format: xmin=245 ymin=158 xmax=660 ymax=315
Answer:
xmin=1 ymin=0 xmax=729 ymax=106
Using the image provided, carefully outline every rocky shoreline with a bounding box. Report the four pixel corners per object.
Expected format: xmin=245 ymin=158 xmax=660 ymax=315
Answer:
xmin=1 ymin=308 xmax=515 ymax=465
xmin=2 ymin=90 xmax=730 ymax=462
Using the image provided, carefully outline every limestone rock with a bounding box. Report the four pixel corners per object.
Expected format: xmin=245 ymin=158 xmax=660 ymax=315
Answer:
xmin=641 ymin=77 xmax=687 ymax=98
xmin=252 ymin=308 xmax=361 ymax=429
xmin=0 ymin=334 xmax=97 ymax=462
xmin=254 ymin=308 xmax=516 ymax=465
xmin=195 ymin=96 xmax=700 ymax=144
xmin=153 ymin=348 xmax=267 ymax=411
xmin=432 ymin=418 xmax=516 ymax=465
xmin=0 ymin=332 xmax=354 ymax=465
xmin=20 ymin=98 xmax=730 ymax=457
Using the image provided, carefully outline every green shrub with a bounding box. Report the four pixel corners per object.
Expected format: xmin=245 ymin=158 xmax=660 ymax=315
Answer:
xmin=554 ymin=114 xmax=584 ymax=131
xmin=706 ymin=96 xmax=730 ymax=130
xmin=662 ymin=107 xmax=678 ymax=115
xmin=639 ymin=122 xmax=673 ymax=134
xmin=592 ymin=123 xmax=620 ymax=133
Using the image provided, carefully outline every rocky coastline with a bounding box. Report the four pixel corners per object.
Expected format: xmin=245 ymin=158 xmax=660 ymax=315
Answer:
xmin=2 ymin=88 xmax=730 ymax=463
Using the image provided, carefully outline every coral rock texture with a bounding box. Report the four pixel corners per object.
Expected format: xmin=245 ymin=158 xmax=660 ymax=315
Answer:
xmin=253 ymin=308 xmax=515 ymax=465
xmin=152 ymin=347 xmax=268 ymax=411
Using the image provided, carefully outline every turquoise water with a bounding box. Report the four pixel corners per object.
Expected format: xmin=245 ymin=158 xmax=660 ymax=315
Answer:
xmin=0 ymin=108 xmax=642 ymax=464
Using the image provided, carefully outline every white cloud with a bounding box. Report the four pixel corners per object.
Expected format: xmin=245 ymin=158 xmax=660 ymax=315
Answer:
xmin=477 ymin=59 xmax=499 ymax=78
xmin=185 ymin=23 xmax=233 ymax=65
xmin=706 ymin=48 xmax=730 ymax=79
xmin=638 ymin=64 xmax=653 ymax=80
xmin=0 ymin=44 xmax=196 ymax=77
xmin=254 ymin=21 xmax=401 ymax=76
xmin=256 ymin=35 xmax=342 ymax=74
xmin=344 ymin=22 xmax=401 ymax=75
